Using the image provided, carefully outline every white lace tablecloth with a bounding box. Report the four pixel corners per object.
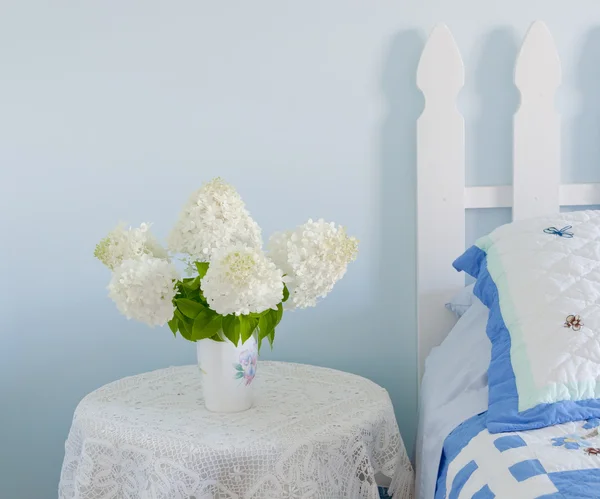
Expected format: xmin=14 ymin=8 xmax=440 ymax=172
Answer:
xmin=59 ymin=361 xmax=414 ymax=499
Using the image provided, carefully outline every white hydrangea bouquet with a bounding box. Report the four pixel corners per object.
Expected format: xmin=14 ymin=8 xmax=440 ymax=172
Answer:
xmin=95 ymin=178 xmax=358 ymax=412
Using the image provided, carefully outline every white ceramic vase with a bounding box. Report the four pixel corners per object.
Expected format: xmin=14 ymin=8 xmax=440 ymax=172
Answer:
xmin=197 ymin=334 xmax=258 ymax=413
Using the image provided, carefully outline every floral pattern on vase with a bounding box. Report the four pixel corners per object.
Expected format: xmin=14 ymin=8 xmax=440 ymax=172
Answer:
xmin=234 ymin=343 xmax=258 ymax=385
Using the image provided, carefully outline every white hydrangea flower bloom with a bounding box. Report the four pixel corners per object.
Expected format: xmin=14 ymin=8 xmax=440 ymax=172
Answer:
xmin=108 ymin=255 xmax=179 ymax=327
xmin=168 ymin=178 xmax=262 ymax=263
xmin=201 ymin=245 xmax=284 ymax=316
xmin=268 ymin=219 xmax=358 ymax=310
xmin=95 ymin=222 xmax=167 ymax=270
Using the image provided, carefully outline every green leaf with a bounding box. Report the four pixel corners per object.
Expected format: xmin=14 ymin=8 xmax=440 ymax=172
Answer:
xmin=203 ymin=317 xmax=222 ymax=339
xmin=257 ymin=313 xmax=275 ymax=353
xmin=240 ymin=316 xmax=259 ymax=344
xmin=195 ymin=261 xmax=210 ymax=279
xmin=234 ymin=372 xmax=244 ymax=379
xmin=184 ymin=289 xmax=201 ymax=301
xmin=192 ymin=311 xmax=222 ymax=341
xmin=282 ymin=283 xmax=290 ymax=303
xmin=258 ymin=313 xmax=274 ymax=341
xmin=178 ymin=320 xmax=193 ymax=341
xmin=182 ymin=276 xmax=200 ymax=291
xmin=268 ymin=329 xmax=275 ymax=349
xmin=222 ymin=315 xmax=240 ymax=346
xmin=176 ymin=280 xmax=207 ymax=306
xmin=174 ymin=310 xmax=193 ymax=341
xmin=198 ymin=290 xmax=208 ymax=303
xmin=256 ymin=305 xmax=283 ymax=351
xmin=249 ymin=316 xmax=259 ymax=334
xmin=239 ymin=316 xmax=250 ymax=344
xmin=167 ymin=318 xmax=178 ymax=336
xmin=176 ymin=298 xmax=205 ymax=319
xmin=173 ymin=308 xmax=185 ymax=323
xmin=275 ymin=303 xmax=283 ymax=326
xmin=259 ymin=306 xmax=282 ymax=336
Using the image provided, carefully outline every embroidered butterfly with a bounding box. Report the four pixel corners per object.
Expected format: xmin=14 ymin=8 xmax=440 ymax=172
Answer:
xmin=544 ymin=225 xmax=574 ymax=238
xmin=564 ymin=314 xmax=583 ymax=331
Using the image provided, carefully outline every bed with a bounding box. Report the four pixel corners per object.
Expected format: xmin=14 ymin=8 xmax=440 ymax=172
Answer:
xmin=416 ymin=21 xmax=600 ymax=499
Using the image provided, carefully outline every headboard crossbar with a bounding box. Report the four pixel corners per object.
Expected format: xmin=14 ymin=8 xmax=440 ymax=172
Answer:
xmin=416 ymin=21 xmax=600 ymax=379
xmin=465 ymin=184 xmax=600 ymax=209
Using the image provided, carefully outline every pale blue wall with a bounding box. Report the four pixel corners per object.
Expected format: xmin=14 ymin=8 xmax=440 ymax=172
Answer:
xmin=2 ymin=2 xmax=600 ymax=497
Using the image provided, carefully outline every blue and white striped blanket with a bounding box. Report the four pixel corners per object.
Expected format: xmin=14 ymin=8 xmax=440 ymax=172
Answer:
xmin=435 ymin=413 xmax=600 ymax=498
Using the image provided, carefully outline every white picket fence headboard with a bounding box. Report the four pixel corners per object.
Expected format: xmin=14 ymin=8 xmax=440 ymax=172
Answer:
xmin=417 ymin=21 xmax=600 ymax=379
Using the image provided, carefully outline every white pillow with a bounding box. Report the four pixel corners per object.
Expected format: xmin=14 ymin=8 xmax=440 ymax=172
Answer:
xmin=444 ymin=283 xmax=475 ymax=318
xmin=453 ymin=210 xmax=600 ymax=432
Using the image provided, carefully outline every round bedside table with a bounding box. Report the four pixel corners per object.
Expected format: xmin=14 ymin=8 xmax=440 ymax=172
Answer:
xmin=59 ymin=361 xmax=414 ymax=499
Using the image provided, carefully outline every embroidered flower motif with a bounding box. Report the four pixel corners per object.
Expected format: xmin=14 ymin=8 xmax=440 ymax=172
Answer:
xmin=564 ymin=314 xmax=583 ymax=331
xmin=280 ymin=467 xmax=318 ymax=499
xmin=551 ymin=434 xmax=591 ymax=450
xmin=229 ymin=465 xmax=246 ymax=483
xmin=583 ymin=418 xmax=600 ymax=429
xmin=80 ymin=441 xmax=154 ymax=498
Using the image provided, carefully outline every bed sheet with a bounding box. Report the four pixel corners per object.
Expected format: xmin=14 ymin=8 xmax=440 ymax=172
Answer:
xmin=417 ymin=298 xmax=490 ymax=498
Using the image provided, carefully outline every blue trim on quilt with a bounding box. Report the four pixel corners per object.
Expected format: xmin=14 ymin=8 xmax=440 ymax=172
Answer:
xmin=452 ymin=245 xmax=486 ymax=278
xmin=472 ymin=484 xmax=495 ymax=498
xmin=435 ymin=413 xmax=488 ymax=498
xmin=434 ymin=411 xmax=600 ymax=498
xmin=508 ymin=459 xmax=546 ymax=482
xmin=548 ymin=469 xmax=600 ymax=498
xmin=454 ymin=245 xmax=600 ymax=433
xmin=449 ymin=460 xmax=478 ymax=499
xmin=493 ymin=435 xmax=526 ymax=452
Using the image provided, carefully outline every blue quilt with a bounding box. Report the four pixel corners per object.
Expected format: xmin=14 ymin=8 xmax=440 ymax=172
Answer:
xmin=435 ymin=413 xmax=600 ymax=498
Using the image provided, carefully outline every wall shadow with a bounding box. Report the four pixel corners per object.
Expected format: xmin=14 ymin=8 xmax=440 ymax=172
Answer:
xmin=378 ymin=28 xmax=426 ymax=457
xmin=375 ymin=27 xmax=519 ymax=457
xmin=464 ymin=28 xmax=519 ymax=254
xmin=571 ymin=26 xmax=600 ymax=183
xmin=466 ymin=27 xmax=520 ymax=188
